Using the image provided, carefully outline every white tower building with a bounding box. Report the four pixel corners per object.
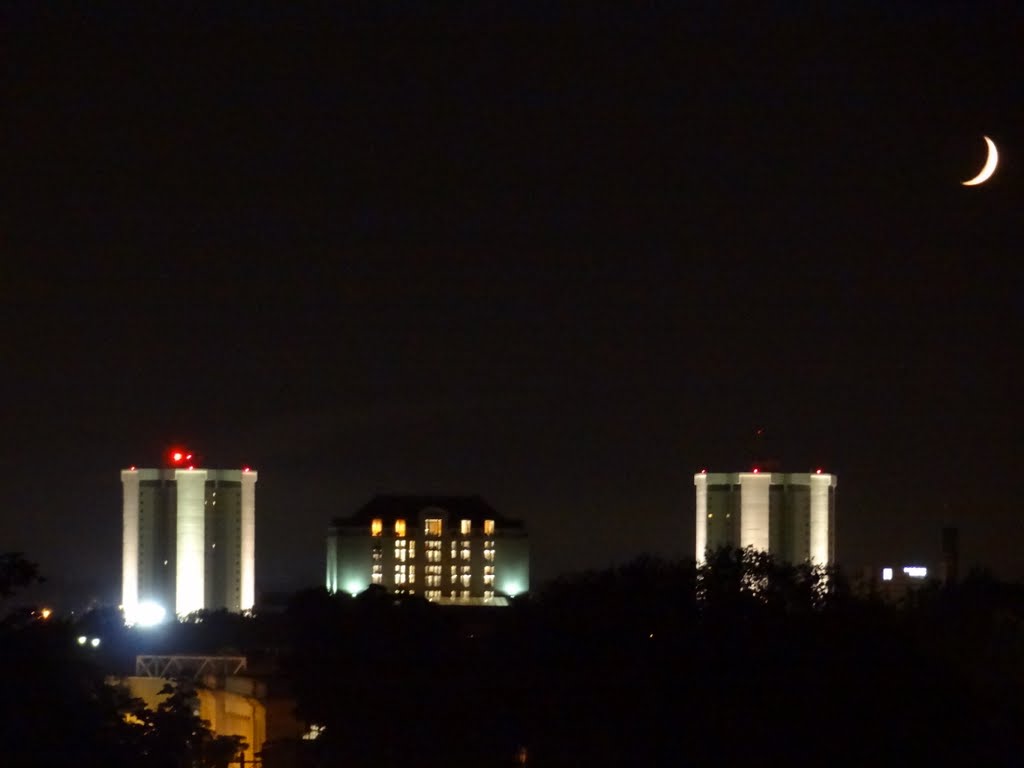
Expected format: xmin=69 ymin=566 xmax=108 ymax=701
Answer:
xmin=121 ymin=450 xmax=257 ymax=622
xmin=694 ymin=470 xmax=836 ymax=566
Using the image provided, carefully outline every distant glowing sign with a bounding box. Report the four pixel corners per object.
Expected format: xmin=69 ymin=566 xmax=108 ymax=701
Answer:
xmin=882 ymin=567 xmax=893 ymax=581
xmin=903 ymin=566 xmax=928 ymax=579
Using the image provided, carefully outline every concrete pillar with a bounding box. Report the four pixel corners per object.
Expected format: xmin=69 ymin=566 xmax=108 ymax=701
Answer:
xmin=175 ymin=469 xmax=208 ymax=616
xmin=809 ymin=473 xmax=833 ymax=566
xmin=739 ymin=472 xmax=771 ymax=552
xmin=694 ymin=473 xmax=708 ymax=563
xmin=121 ymin=469 xmax=140 ymax=622
xmin=240 ymin=470 xmax=257 ymax=611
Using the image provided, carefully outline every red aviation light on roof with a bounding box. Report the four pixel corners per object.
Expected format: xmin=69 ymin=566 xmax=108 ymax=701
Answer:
xmin=167 ymin=447 xmax=197 ymax=467
xmin=243 ymin=466 xmax=251 ymax=473
xmin=752 ymin=467 xmax=760 ymax=474
xmin=815 ymin=468 xmax=823 ymax=474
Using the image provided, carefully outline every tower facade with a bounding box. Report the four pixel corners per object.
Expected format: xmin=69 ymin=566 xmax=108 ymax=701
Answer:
xmin=694 ymin=471 xmax=836 ymax=566
xmin=122 ymin=462 xmax=257 ymax=622
xmin=326 ymin=495 xmax=529 ymax=605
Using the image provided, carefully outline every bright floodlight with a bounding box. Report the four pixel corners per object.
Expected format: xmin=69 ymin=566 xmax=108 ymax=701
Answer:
xmin=344 ymin=581 xmax=365 ymax=597
xmin=135 ymin=600 xmax=167 ymax=627
xmin=90 ymin=637 xmax=101 ymax=648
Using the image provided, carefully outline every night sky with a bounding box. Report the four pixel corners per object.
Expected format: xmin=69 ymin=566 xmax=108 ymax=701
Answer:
xmin=3 ymin=2 xmax=1021 ymax=607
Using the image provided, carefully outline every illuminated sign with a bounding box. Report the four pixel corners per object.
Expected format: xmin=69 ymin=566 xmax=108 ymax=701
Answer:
xmin=903 ymin=566 xmax=928 ymax=579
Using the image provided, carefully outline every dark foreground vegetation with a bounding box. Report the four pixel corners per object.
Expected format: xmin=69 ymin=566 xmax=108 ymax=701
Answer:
xmin=4 ymin=548 xmax=1024 ymax=766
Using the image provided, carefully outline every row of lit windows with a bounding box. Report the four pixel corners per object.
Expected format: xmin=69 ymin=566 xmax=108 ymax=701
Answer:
xmin=409 ymin=563 xmax=494 ymax=588
xmin=371 ymin=518 xmax=497 ymax=537
xmin=395 ymin=564 xmax=414 ymax=585
xmin=418 ymin=590 xmax=494 ymax=600
xmin=394 ymin=539 xmax=416 ymax=561
xmin=369 ymin=542 xmax=496 ymax=573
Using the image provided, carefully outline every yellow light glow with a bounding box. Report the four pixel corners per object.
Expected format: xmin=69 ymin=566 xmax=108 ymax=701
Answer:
xmin=394 ymin=518 xmax=406 ymax=537
xmin=483 ymin=519 xmax=495 ymax=536
xmin=962 ymin=136 xmax=999 ymax=186
xmin=425 ymin=518 xmax=442 ymax=537
xmin=460 ymin=519 xmax=472 ymax=535
xmin=371 ymin=518 xmax=383 ymax=537
xmin=40 ymin=608 xmax=52 ymax=620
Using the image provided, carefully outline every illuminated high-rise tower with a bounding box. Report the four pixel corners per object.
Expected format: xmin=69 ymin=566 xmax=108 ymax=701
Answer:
xmin=694 ymin=470 xmax=836 ymax=566
xmin=121 ymin=448 xmax=257 ymax=622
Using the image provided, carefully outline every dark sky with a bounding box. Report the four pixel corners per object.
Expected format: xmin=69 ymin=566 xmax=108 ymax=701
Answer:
xmin=2 ymin=2 xmax=1022 ymax=606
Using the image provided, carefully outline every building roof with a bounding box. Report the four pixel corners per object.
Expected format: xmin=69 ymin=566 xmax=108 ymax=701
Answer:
xmin=332 ymin=494 xmax=524 ymax=529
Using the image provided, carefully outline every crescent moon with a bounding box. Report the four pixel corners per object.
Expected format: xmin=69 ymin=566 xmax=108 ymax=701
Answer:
xmin=962 ymin=136 xmax=999 ymax=186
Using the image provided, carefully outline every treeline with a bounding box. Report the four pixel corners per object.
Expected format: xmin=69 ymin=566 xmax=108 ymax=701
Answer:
xmin=0 ymin=554 xmax=244 ymax=767
xmin=280 ymin=549 xmax=1024 ymax=766
xmin=5 ymin=549 xmax=1024 ymax=766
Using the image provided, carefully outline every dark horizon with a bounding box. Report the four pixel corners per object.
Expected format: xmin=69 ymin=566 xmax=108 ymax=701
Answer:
xmin=3 ymin=2 xmax=1022 ymax=609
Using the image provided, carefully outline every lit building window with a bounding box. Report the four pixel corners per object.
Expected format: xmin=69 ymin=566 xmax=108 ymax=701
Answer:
xmin=426 ymin=589 xmax=441 ymax=600
xmin=882 ymin=567 xmax=893 ymax=581
xmin=371 ymin=572 xmax=382 ymax=585
xmin=451 ymin=543 xmax=457 ymax=559
xmin=484 ymin=545 xmax=495 ymax=562
xmin=409 ymin=565 xmax=415 ymax=584
xmin=425 ymin=518 xmax=442 ymax=537
xmin=484 ymin=590 xmax=494 ymax=600
xmin=426 ymin=575 xmax=441 ymax=587
xmin=395 ymin=564 xmax=408 ymax=585
xmin=461 ymin=589 xmax=471 ymax=599
xmin=484 ymin=519 xmax=495 ymax=535
xmin=372 ymin=549 xmax=382 ymax=562
xmin=450 ymin=565 xmax=458 ymax=582
xmin=303 ymin=724 xmax=325 ymax=741
xmin=460 ymin=519 xmax=472 ymax=535
xmin=409 ymin=540 xmax=415 ymax=558
xmin=426 ymin=541 xmax=441 ymax=562
xmin=395 ymin=519 xmax=407 ymax=537
xmin=371 ymin=518 xmax=383 ymax=537
xmin=460 ymin=542 xmax=471 ymax=560
xmin=484 ymin=574 xmax=495 ymax=586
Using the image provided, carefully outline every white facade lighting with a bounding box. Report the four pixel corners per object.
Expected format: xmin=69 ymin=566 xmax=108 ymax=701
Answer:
xmin=175 ymin=468 xmax=208 ymax=616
